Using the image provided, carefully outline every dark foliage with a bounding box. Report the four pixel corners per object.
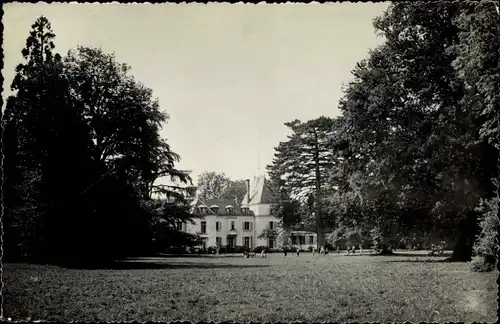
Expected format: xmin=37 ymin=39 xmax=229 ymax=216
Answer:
xmin=2 ymin=16 xmax=199 ymax=265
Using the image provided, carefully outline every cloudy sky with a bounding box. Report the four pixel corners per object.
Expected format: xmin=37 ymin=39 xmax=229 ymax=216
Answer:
xmin=3 ymin=2 xmax=388 ymax=184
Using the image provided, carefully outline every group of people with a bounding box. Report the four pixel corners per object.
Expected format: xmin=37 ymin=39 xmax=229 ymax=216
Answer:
xmin=429 ymin=241 xmax=446 ymax=256
xmin=241 ymin=244 xmax=371 ymax=258
xmin=311 ymin=245 xmax=329 ymax=256
xmin=346 ymin=244 xmax=364 ymax=256
xmin=252 ymin=246 xmax=335 ymax=258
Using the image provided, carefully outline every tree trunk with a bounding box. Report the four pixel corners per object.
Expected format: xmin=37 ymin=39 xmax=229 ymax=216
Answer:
xmin=313 ymin=129 xmax=325 ymax=248
xmin=447 ymin=212 xmax=478 ymax=262
xmin=448 ymin=234 xmax=472 ymax=261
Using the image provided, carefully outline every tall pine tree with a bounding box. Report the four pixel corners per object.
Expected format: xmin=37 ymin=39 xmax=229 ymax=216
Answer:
xmin=267 ymin=116 xmax=341 ymax=247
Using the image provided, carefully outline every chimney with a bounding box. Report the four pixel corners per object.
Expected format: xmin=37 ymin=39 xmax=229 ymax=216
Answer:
xmin=246 ymin=179 xmax=251 ymax=203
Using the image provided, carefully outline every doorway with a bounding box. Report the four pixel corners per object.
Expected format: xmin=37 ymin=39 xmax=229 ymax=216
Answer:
xmin=227 ymin=235 xmax=236 ymax=247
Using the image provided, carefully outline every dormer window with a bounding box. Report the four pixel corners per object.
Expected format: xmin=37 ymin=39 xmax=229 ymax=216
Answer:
xmin=198 ymin=207 xmax=206 ymax=215
xmin=210 ymin=205 xmax=219 ymax=215
xmin=241 ymin=207 xmax=249 ymax=215
xmin=225 ymin=205 xmax=234 ymax=215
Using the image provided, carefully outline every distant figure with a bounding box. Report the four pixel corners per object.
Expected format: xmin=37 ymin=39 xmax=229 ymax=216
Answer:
xmin=216 ymin=246 xmax=220 ymax=255
xmin=260 ymin=250 xmax=266 ymax=258
xmin=336 ymin=246 xmax=340 ymax=254
xmin=324 ymin=246 xmax=329 ymax=256
xmin=346 ymin=247 xmax=351 ymax=256
xmin=296 ymin=248 xmax=300 ymax=256
xmin=439 ymin=241 xmax=446 ymax=255
xmin=312 ymin=246 xmax=317 ymax=256
xmin=352 ymin=245 xmax=356 ymax=254
xmin=284 ymin=248 xmax=288 ymax=256
xmin=430 ymin=244 xmax=437 ymax=256
xmin=359 ymin=244 xmax=363 ymax=255
xmin=320 ymin=246 xmax=325 ymax=256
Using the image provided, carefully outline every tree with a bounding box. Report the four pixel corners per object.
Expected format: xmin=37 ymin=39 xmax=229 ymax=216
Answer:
xmin=450 ymin=1 xmax=500 ymax=269
xmin=221 ymin=179 xmax=247 ymax=202
xmin=63 ymin=46 xmax=196 ymax=262
xmin=2 ymin=16 xmax=93 ymax=260
xmin=333 ymin=2 xmax=495 ymax=260
xmin=196 ymin=171 xmax=247 ymax=201
xmin=267 ymin=117 xmax=341 ymax=248
xmin=196 ymin=172 xmax=231 ymax=200
xmin=471 ymin=196 xmax=499 ymax=271
xmin=3 ymin=18 xmax=198 ymax=263
xmin=276 ymin=229 xmax=292 ymax=250
xmin=258 ymin=228 xmax=279 ymax=243
xmin=327 ymin=225 xmax=365 ymax=249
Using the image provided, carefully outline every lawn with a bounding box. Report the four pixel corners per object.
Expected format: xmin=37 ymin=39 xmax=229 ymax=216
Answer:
xmin=3 ymin=252 xmax=498 ymax=322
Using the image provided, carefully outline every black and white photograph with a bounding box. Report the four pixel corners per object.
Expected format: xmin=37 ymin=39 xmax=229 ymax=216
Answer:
xmin=1 ymin=1 xmax=499 ymax=322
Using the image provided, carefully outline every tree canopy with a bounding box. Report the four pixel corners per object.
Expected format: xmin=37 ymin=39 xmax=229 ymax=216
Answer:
xmin=196 ymin=171 xmax=247 ymax=202
xmin=267 ymin=116 xmax=343 ymax=246
xmin=267 ymin=1 xmax=499 ymax=266
xmin=2 ymin=16 xmax=198 ymax=265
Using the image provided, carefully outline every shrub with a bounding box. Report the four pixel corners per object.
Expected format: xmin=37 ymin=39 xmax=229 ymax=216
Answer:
xmin=471 ymin=197 xmax=499 ymax=272
xmin=207 ymin=246 xmax=218 ymax=254
xmin=165 ymin=246 xmax=188 ymax=254
xmin=218 ymin=245 xmax=246 ymax=254
xmin=471 ymin=256 xmax=496 ymax=272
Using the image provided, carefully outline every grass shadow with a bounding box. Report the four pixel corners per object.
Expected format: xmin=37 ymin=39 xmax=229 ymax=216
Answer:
xmin=62 ymin=261 xmax=271 ymax=270
xmin=385 ymin=258 xmax=452 ymax=263
xmin=390 ymin=252 xmax=452 ymax=257
xmin=155 ymin=253 xmax=245 ymax=259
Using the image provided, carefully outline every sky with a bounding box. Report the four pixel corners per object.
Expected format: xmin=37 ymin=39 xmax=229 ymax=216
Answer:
xmin=3 ymin=2 xmax=389 ymax=185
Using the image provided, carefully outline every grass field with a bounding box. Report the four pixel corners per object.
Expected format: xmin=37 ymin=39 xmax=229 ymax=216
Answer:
xmin=3 ymin=252 xmax=498 ymax=322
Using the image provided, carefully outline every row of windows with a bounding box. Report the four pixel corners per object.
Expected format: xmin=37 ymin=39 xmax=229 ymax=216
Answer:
xmin=216 ymin=237 xmax=275 ymax=249
xmin=195 ymin=207 xmax=251 ymax=215
xmin=201 ymin=221 xmax=239 ymax=233
xmin=201 ymin=221 xmax=274 ymax=234
xmin=291 ymin=235 xmax=315 ymax=245
xmin=216 ymin=236 xmax=253 ymax=248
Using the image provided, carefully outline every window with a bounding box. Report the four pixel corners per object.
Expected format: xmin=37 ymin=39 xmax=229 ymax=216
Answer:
xmin=212 ymin=207 xmax=219 ymax=215
xmin=269 ymin=221 xmax=274 ymax=230
xmin=309 ymin=235 xmax=314 ymax=245
xmin=199 ymin=207 xmax=206 ymax=215
xmin=241 ymin=208 xmax=247 ymax=215
xmin=269 ymin=238 xmax=275 ymax=249
xmin=231 ymin=221 xmax=235 ymax=231
xmin=216 ymin=221 xmax=221 ymax=232
xmin=244 ymin=237 xmax=250 ymax=249
xmin=225 ymin=208 xmax=233 ymax=215
xmin=291 ymin=235 xmax=297 ymax=245
xmin=216 ymin=237 xmax=222 ymax=246
xmin=299 ymin=235 xmax=305 ymax=245
xmin=200 ymin=221 xmax=207 ymax=234
xmin=244 ymin=221 xmax=250 ymax=231
xmin=176 ymin=221 xmax=183 ymax=231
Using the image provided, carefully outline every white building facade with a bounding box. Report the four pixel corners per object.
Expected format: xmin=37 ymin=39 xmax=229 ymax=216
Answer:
xmin=184 ymin=175 xmax=319 ymax=250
